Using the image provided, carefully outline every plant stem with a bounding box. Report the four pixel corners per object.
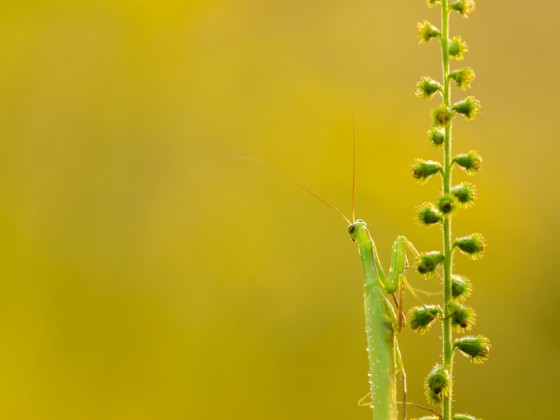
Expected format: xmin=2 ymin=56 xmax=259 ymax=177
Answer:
xmin=440 ymin=1 xmax=453 ymax=419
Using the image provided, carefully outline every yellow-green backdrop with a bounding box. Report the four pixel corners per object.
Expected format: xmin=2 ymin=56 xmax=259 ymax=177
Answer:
xmin=0 ymin=1 xmax=557 ymax=419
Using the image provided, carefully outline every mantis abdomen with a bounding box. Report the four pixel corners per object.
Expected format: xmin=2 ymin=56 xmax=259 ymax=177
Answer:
xmin=364 ymin=285 xmax=397 ymax=419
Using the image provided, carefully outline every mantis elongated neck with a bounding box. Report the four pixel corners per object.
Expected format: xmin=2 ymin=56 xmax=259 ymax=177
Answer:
xmin=355 ymin=228 xmax=379 ymax=287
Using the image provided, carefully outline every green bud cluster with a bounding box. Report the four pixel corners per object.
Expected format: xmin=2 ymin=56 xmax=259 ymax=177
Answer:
xmin=451 ymin=183 xmax=476 ymax=207
xmin=409 ymin=305 xmax=442 ymax=334
xmin=416 ymin=77 xmax=443 ymax=100
xmin=417 ymin=251 xmax=445 ymax=275
xmin=451 ymin=275 xmax=472 ymax=301
xmin=450 ymin=0 xmax=476 ymax=17
xmin=454 ymin=151 xmax=482 ymax=173
xmin=453 ymin=233 xmax=485 ymax=259
xmin=418 ymin=21 xmax=441 ymax=43
xmin=452 ymin=96 xmax=480 ymax=119
xmin=425 ymin=364 xmax=450 ymax=404
xmin=412 ymin=159 xmax=442 ymax=181
xmin=412 ymin=0 xmax=490 ymax=417
xmin=417 ymin=202 xmax=442 ymax=225
xmin=432 ymin=105 xmax=453 ymax=126
xmin=453 ymin=335 xmax=491 ymax=364
xmin=449 ymin=67 xmax=476 ymax=90
xmin=449 ymin=302 xmax=476 ymax=332
xmin=448 ymin=36 xmax=468 ymax=60
xmin=437 ymin=194 xmax=456 ymax=214
xmin=427 ymin=127 xmax=445 ymax=146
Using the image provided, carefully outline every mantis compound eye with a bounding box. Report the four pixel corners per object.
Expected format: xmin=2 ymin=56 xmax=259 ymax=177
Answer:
xmin=348 ymin=224 xmax=356 ymax=234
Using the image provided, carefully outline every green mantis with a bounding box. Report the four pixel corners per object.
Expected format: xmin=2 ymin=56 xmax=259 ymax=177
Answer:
xmin=351 ymin=221 xmax=416 ymax=420
xmin=240 ymin=143 xmax=418 ymax=420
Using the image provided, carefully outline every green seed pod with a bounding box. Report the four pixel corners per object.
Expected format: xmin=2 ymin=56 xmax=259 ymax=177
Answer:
xmin=453 ymin=233 xmax=485 ymax=259
xmin=409 ymin=305 xmax=441 ymax=334
xmin=448 ymin=36 xmax=469 ymax=60
xmin=453 ymin=151 xmax=482 ymax=174
xmin=416 ymin=77 xmax=442 ymax=100
xmin=454 ymin=335 xmax=491 ymax=364
xmin=450 ymin=0 xmax=476 ymax=17
xmin=453 ymin=415 xmax=478 ymax=420
xmin=452 ymin=96 xmax=481 ymax=120
xmin=427 ymin=127 xmax=445 ymax=146
xmin=451 ymin=182 xmax=477 ymax=207
xmin=412 ymin=159 xmax=442 ymax=182
xmin=451 ymin=275 xmax=472 ymax=301
xmin=417 ymin=251 xmax=445 ymax=275
xmin=432 ymin=105 xmax=453 ymax=127
xmin=437 ymin=194 xmax=456 ymax=214
xmin=417 ymin=202 xmax=443 ymax=226
xmin=426 ymin=0 xmax=441 ymax=7
xmin=425 ymin=364 xmax=450 ymax=405
xmin=449 ymin=302 xmax=476 ymax=332
xmin=449 ymin=67 xmax=476 ymax=90
xmin=418 ymin=21 xmax=441 ymax=44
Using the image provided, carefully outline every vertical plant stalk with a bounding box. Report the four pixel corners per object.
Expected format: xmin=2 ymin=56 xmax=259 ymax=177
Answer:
xmin=412 ymin=1 xmax=491 ymax=418
xmin=440 ymin=1 xmax=454 ymax=418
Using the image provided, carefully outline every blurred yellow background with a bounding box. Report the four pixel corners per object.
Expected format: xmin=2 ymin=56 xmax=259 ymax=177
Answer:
xmin=0 ymin=1 xmax=557 ymax=419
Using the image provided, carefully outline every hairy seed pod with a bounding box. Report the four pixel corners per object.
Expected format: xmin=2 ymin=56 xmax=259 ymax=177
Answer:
xmin=450 ymin=0 xmax=476 ymax=17
xmin=454 ymin=335 xmax=491 ymax=364
xmin=432 ymin=105 xmax=453 ymax=126
xmin=412 ymin=159 xmax=442 ymax=182
xmin=449 ymin=67 xmax=476 ymax=90
xmin=452 ymin=96 xmax=481 ymax=120
xmin=416 ymin=77 xmax=443 ymax=100
xmin=453 ymin=151 xmax=482 ymax=174
xmin=417 ymin=251 xmax=445 ymax=275
xmin=451 ymin=182 xmax=476 ymax=207
xmin=425 ymin=364 xmax=450 ymax=405
xmin=448 ymin=36 xmax=469 ymax=60
xmin=418 ymin=21 xmax=441 ymax=43
xmin=409 ymin=305 xmax=441 ymax=334
xmin=449 ymin=302 xmax=476 ymax=332
xmin=437 ymin=195 xmax=456 ymax=214
xmin=451 ymin=275 xmax=473 ymax=301
xmin=453 ymin=233 xmax=485 ymax=259
xmin=417 ymin=202 xmax=443 ymax=225
xmin=427 ymin=127 xmax=445 ymax=146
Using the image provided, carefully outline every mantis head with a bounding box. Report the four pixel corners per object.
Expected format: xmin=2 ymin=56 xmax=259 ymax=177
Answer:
xmin=348 ymin=219 xmax=368 ymax=242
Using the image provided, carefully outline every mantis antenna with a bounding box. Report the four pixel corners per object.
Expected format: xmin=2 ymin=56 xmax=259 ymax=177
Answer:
xmin=237 ymin=155 xmax=351 ymax=225
xmin=351 ymin=107 xmax=357 ymax=224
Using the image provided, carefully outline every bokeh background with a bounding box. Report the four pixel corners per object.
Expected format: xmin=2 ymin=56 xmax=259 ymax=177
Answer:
xmin=0 ymin=1 xmax=557 ymax=419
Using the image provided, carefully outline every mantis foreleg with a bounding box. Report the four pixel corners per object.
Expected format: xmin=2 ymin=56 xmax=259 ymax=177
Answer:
xmin=375 ymin=235 xmax=419 ymax=332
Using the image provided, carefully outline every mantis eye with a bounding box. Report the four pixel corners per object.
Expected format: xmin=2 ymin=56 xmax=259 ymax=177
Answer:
xmin=348 ymin=225 xmax=356 ymax=234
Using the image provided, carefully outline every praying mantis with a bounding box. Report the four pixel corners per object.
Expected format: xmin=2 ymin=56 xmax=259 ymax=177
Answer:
xmin=240 ymin=129 xmax=421 ymax=420
xmin=351 ymin=221 xmax=416 ymax=420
